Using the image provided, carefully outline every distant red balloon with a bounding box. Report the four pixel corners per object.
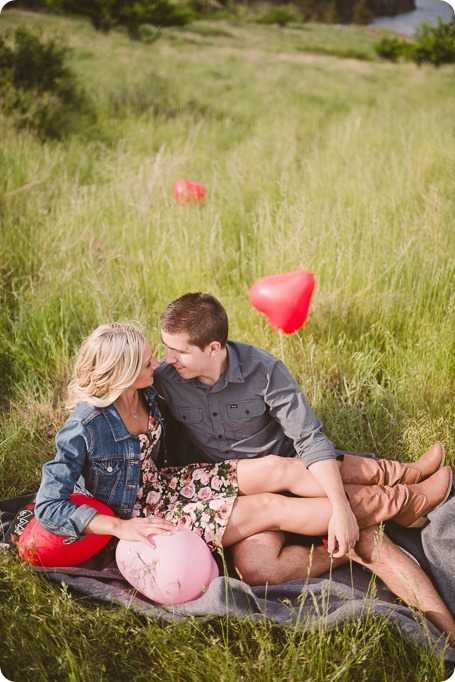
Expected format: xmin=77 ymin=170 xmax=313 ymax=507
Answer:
xmin=173 ymin=178 xmax=207 ymax=205
xmin=18 ymin=493 xmax=115 ymax=568
xmin=248 ymin=270 xmax=315 ymax=334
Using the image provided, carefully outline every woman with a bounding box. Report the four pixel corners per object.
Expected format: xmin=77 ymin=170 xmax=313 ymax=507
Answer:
xmin=35 ymin=323 xmax=452 ymax=552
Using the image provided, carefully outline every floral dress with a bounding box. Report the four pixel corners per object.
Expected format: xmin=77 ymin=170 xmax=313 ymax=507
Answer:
xmin=134 ymin=412 xmax=238 ymax=552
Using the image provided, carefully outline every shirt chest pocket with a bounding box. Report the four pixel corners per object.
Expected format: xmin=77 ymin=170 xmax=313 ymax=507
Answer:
xmin=227 ymin=399 xmax=268 ymax=435
xmin=173 ymin=406 xmax=203 ymax=426
xmin=88 ymin=457 xmax=125 ymax=501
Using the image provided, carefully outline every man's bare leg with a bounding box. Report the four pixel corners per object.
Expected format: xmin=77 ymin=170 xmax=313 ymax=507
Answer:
xmin=349 ymin=525 xmax=455 ymax=646
xmin=229 ymin=530 xmax=347 ymax=585
xmin=230 ymin=528 xmax=455 ymax=646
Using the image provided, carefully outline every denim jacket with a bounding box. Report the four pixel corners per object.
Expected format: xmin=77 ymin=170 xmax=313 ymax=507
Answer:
xmin=35 ymin=387 xmax=165 ymax=539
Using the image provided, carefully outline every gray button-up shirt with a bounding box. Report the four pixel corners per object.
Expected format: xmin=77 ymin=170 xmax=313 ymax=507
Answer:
xmin=154 ymin=340 xmax=336 ymax=468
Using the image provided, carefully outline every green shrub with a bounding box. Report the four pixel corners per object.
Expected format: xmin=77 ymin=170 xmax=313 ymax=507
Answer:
xmin=0 ymin=26 xmax=88 ymax=138
xmin=46 ymin=0 xmax=192 ymax=39
xmin=412 ymin=17 xmax=455 ymax=67
xmin=374 ymin=18 xmax=455 ymax=67
xmin=374 ymin=35 xmax=406 ymax=62
xmin=257 ymin=5 xmax=301 ymax=27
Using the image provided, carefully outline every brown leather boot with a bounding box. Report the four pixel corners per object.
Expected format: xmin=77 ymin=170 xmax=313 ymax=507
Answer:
xmin=340 ymin=442 xmax=445 ymax=486
xmin=345 ymin=466 xmax=452 ymax=529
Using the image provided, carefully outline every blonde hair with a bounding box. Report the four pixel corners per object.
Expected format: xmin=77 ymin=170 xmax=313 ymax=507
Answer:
xmin=66 ymin=323 xmax=146 ymax=409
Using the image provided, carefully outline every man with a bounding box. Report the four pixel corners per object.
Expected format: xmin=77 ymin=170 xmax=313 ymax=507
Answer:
xmin=155 ymin=291 xmax=360 ymax=561
xmin=152 ymin=292 xmax=455 ymax=641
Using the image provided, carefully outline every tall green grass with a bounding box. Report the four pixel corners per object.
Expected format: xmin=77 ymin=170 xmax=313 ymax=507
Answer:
xmin=1 ymin=10 xmax=454 ymax=680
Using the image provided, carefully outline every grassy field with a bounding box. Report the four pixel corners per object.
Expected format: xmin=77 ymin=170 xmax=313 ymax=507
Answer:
xmin=1 ymin=9 xmax=454 ymax=681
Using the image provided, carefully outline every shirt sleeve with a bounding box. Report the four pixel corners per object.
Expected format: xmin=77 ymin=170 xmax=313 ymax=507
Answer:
xmin=265 ymin=359 xmax=337 ymax=467
xmin=34 ymin=419 xmax=100 ymax=538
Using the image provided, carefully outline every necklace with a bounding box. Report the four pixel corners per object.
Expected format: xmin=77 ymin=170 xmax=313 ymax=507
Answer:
xmin=117 ymin=393 xmax=140 ymax=420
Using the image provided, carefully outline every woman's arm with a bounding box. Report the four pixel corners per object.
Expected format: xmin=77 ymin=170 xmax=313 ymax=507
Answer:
xmin=35 ymin=419 xmax=98 ymax=538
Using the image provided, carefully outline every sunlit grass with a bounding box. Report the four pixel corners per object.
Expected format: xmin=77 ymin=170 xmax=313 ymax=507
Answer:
xmin=0 ymin=9 xmax=454 ymax=680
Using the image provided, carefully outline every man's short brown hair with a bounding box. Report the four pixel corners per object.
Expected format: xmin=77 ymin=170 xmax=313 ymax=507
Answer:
xmin=159 ymin=292 xmax=228 ymax=350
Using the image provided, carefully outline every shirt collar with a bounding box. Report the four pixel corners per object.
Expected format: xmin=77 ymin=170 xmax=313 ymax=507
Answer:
xmin=223 ymin=342 xmax=245 ymax=384
xmin=208 ymin=342 xmax=244 ymax=392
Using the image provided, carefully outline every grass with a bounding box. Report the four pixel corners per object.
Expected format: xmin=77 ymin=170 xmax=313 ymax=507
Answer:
xmin=0 ymin=551 xmax=448 ymax=681
xmin=0 ymin=8 xmax=454 ymax=680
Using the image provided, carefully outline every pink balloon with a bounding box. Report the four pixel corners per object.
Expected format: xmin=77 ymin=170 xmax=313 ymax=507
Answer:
xmin=208 ymin=555 xmax=220 ymax=583
xmin=116 ymin=529 xmax=216 ymax=605
xmin=173 ymin=178 xmax=207 ymax=205
xmin=248 ymin=270 xmax=315 ymax=334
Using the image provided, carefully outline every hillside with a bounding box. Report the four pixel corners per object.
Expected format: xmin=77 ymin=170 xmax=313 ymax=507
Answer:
xmin=1 ymin=10 xmax=454 ymax=682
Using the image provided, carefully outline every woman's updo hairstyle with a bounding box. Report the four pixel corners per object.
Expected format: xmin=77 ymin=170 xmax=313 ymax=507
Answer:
xmin=66 ymin=323 xmax=145 ymax=409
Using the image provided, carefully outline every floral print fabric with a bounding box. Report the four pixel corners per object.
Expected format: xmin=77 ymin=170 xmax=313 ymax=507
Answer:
xmin=134 ymin=412 xmax=238 ymax=551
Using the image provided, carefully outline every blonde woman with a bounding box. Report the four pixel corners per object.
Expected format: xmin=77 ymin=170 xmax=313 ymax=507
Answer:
xmin=35 ymin=323 xmax=454 ymax=643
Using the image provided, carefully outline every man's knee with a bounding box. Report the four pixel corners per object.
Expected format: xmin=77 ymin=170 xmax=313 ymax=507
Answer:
xmin=229 ymin=531 xmax=286 ymax=586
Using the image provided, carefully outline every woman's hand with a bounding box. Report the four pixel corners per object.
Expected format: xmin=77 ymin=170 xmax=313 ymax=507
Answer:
xmin=115 ymin=517 xmax=176 ymax=546
xmin=84 ymin=513 xmax=176 ymax=546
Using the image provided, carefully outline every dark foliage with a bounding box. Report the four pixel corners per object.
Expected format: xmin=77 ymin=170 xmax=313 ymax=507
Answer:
xmin=374 ymin=18 xmax=455 ymax=67
xmin=0 ymin=26 xmax=88 ymax=138
xmin=45 ymin=0 xmax=193 ymax=39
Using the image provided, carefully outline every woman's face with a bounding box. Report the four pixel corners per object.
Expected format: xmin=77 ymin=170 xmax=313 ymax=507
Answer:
xmin=130 ymin=340 xmax=160 ymax=389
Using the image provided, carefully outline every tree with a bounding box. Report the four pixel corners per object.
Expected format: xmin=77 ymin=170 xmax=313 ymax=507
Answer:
xmin=353 ymin=0 xmax=373 ymax=25
xmin=46 ymin=0 xmax=192 ymax=39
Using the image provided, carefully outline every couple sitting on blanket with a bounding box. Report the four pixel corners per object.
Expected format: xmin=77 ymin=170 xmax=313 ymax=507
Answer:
xmin=35 ymin=292 xmax=455 ymax=645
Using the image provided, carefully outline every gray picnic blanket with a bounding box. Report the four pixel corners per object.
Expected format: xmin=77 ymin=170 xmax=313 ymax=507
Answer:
xmin=1 ymin=488 xmax=454 ymax=668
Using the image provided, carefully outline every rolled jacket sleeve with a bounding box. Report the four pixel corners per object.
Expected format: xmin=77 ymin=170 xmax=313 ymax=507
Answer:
xmin=35 ymin=420 xmax=99 ymax=538
xmin=265 ymin=360 xmax=337 ymax=467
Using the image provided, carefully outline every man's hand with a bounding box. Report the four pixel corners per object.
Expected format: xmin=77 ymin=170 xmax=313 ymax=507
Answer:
xmin=308 ymin=458 xmax=360 ymax=557
xmin=327 ymin=504 xmax=359 ymax=557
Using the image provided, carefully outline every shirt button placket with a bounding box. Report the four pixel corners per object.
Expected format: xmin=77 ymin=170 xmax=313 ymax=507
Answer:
xmin=208 ymin=395 xmax=224 ymax=451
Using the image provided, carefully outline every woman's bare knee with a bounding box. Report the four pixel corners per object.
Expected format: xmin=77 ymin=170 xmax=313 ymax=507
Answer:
xmin=260 ymin=455 xmax=291 ymax=489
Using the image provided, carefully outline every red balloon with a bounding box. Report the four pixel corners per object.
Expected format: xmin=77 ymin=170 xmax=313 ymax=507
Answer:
xmin=18 ymin=493 xmax=115 ymax=568
xmin=248 ymin=270 xmax=315 ymax=334
xmin=173 ymin=178 xmax=207 ymax=205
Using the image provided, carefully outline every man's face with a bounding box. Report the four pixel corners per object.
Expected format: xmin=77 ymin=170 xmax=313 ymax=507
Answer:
xmin=161 ymin=330 xmax=213 ymax=381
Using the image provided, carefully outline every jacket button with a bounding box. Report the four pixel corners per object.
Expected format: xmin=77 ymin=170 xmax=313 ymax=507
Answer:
xmin=107 ymin=466 xmax=113 ymax=472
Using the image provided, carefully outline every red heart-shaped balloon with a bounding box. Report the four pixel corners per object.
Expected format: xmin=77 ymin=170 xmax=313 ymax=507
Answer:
xmin=248 ymin=270 xmax=315 ymax=334
xmin=18 ymin=493 xmax=115 ymax=567
xmin=173 ymin=179 xmax=207 ymax=205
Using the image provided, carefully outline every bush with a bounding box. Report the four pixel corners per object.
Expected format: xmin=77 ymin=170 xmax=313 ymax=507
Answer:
xmin=412 ymin=17 xmax=455 ymax=67
xmin=0 ymin=26 xmax=88 ymax=138
xmin=46 ymin=0 xmax=192 ymax=39
xmin=374 ymin=35 xmax=406 ymax=62
xmin=257 ymin=5 xmax=301 ymax=27
xmin=374 ymin=18 xmax=455 ymax=67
